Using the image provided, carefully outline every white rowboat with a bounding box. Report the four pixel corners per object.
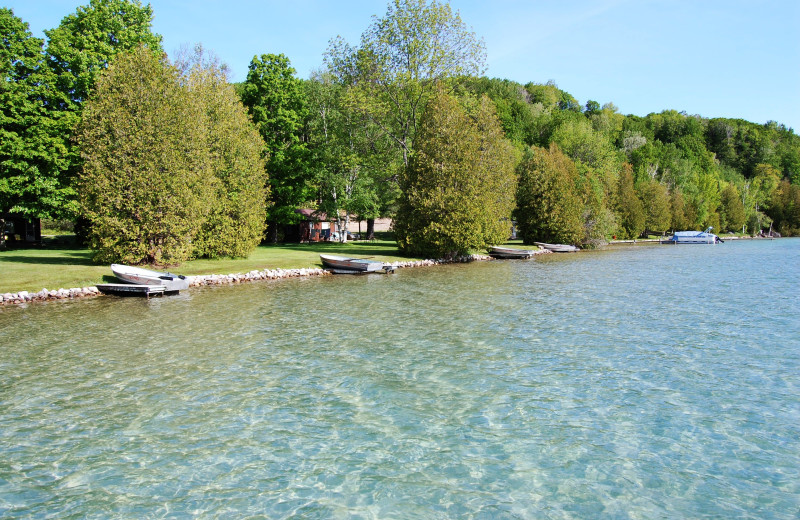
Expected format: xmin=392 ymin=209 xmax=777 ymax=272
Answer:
xmin=489 ymin=246 xmax=537 ymax=259
xmin=319 ymin=254 xmax=385 ymax=273
xmin=111 ymin=264 xmax=190 ymax=292
xmin=534 ymin=242 xmax=580 ymax=253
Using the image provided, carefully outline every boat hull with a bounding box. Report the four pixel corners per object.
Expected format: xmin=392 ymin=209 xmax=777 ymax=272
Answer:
xmin=489 ymin=246 xmax=537 ymax=259
xmin=111 ymin=264 xmax=190 ymax=291
xmin=534 ymin=242 xmax=580 ymax=253
xmin=319 ymin=254 xmax=384 ymax=273
xmin=665 ymin=229 xmax=722 ymax=244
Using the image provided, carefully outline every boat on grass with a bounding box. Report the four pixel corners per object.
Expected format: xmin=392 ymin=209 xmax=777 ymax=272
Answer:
xmin=534 ymin=242 xmax=580 ymax=253
xmin=111 ymin=264 xmax=190 ymax=292
xmin=664 ymin=227 xmax=723 ymax=244
xmin=319 ymin=254 xmax=387 ymax=274
xmin=489 ymin=246 xmax=538 ymax=259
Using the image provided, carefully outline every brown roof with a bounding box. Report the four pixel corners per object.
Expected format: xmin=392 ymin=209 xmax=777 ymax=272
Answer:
xmin=295 ymin=208 xmax=328 ymax=221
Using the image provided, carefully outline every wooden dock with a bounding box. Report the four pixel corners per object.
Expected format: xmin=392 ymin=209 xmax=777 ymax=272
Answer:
xmin=96 ymin=283 xmax=167 ymax=298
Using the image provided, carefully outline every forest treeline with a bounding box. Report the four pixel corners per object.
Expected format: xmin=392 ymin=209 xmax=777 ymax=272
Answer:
xmin=458 ymin=77 xmax=800 ymax=244
xmin=2 ymin=0 xmax=799 ymax=263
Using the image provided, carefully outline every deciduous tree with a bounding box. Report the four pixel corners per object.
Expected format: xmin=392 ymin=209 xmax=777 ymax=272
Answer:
xmin=241 ymin=53 xmax=312 ymax=241
xmin=41 ymin=0 xmax=162 ymax=230
xmin=718 ymin=183 xmax=746 ymax=233
xmin=305 ymin=71 xmax=392 ymax=242
xmin=45 ymin=0 xmax=162 ymax=110
xmin=326 ymin=0 xmax=486 ymax=167
xmin=1 ymin=9 xmax=74 ymax=219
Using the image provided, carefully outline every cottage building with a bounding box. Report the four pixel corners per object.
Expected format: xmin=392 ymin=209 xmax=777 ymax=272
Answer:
xmin=290 ymin=209 xmax=336 ymax=243
xmin=1 ymin=213 xmax=41 ymax=248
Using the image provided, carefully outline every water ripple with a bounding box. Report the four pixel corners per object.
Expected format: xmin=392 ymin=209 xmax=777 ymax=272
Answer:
xmin=1 ymin=239 xmax=799 ymax=518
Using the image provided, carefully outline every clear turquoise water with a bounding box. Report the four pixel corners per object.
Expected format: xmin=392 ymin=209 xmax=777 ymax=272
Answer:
xmin=1 ymin=239 xmax=798 ymax=519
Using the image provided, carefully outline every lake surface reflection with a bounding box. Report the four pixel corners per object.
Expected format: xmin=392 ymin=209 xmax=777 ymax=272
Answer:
xmin=1 ymin=239 xmax=799 ymax=518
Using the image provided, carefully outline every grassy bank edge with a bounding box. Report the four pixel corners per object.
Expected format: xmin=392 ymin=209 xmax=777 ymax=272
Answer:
xmin=0 ymin=237 xmax=422 ymax=294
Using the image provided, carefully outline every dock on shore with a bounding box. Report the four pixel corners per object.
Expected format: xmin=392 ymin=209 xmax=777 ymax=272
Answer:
xmin=95 ymin=283 xmax=168 ymax=298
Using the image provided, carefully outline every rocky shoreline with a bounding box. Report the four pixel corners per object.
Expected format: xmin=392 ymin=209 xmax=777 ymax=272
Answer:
xmin=0 ymin=252 xmax=526 ymax=307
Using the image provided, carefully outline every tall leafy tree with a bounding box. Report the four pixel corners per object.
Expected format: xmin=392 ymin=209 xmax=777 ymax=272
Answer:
xmin=0 ymin=9 xmax=73 ymax=219
xmin=77 ymin=47 xmax=210 ymax=264
xmin=305 ymin=71 xmax=389 ymax=242
xmin=515 ymin=144 xmax=584 ymax=245
xmin=718 ymin=183 xmax=746 ymax=233
xmin=45 ymin=0 xmax=162 ymax=111
xmin=615 ymin=164 xmax=645 ymax=239
xmin=41 ymin=0 xmax=162 ymax=232
xmin=637 ymin=179 xmax=672 ymax=233
xmin=184 ymin=47 xmax=269 ymax=258
xmin=395 ymin=89 xmax=517 ymax=258
xmin=670 ymin=189 xmax=688 ymax=231
xmin=241 ymin=53 xmax=311 ymax=242
xmin=768 ymin=179 xmax=800 ymax=236
xmin=327 ymin=0 xmax=486 ymax=167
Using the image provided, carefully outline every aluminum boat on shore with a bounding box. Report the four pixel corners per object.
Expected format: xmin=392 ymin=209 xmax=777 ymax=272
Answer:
xmin=534 ymin=242 xmax=580 ymax=253
xmin=111 ymin=264 xmax=190 ymax=292
xmin=319 ymin=254 xmax=386 ymax=274
xmin=489 ymin=246 xmax=538 ymax=259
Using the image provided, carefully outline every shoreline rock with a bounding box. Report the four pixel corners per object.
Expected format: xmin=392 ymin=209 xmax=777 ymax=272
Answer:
xmin=0 ymin=252 xmax=540 ymax=307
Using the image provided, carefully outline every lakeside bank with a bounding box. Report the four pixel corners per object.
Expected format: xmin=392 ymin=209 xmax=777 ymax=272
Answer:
xmin=1 ymin=253 xmax=533 ymax=307
xmin=5 ymin=235 xmax=773 ymax=307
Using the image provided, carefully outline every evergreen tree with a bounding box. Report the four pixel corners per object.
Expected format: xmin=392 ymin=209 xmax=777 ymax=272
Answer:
xmin=78 ymin=47 xmax=210 ymax=264
xmin=638 ymin=179 xmax=672 ymax=233
xmin=515 ymin=144 xmax=584 ymax=245
xmin=79 ymin=46 xmax=270 ymax=263
xmin=185 ymin=48 xmax=269 ymax=258
xmin=615 ymin=164 xmax=645 ymax=239
xmin=768 ymin=179 xmax=800 ymax=236
xmin=395 ymin=89 xmax=517 ymax=258
xmin=670 ymin=189 xmax=688 ymax=231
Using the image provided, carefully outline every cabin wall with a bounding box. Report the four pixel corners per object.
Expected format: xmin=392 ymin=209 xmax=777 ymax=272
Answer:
xmin=1 ymin=213 xmax=41 ymax=248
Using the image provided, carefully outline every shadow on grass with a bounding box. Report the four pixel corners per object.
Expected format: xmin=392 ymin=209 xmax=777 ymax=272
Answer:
xmin=263 ymin=240 xmax=410 ymax=258
xmin=0 ymin=251 xmax=97 ymax=266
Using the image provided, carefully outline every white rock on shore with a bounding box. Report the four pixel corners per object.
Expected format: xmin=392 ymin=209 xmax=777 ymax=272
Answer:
xmin=1 ymin=253 xmax=515 ymax=307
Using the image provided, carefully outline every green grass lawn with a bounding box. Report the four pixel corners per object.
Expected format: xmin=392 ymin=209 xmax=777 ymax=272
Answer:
xmin=0 ymin=236 xmax=420 ymax=293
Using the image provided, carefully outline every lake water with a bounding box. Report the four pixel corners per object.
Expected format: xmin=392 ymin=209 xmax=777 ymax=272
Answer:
xmin=1 ymin=239 xmax=798 ymax=519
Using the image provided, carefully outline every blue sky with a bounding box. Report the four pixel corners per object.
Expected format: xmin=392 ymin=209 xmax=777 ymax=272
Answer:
xmin=6 ymin=0 xmax=800 ymax=130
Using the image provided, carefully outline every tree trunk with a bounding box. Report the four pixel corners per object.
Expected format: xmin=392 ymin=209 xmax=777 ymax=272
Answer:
xmin=267 ymin=221 xmax=279 ymax=244
xmin=342 ymin=214 xmax=350 ymax=243
xmin=337 ymin=215 xmax=348 ymax=243
xmin=366 ymin=218 xmax=375 ymax=240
